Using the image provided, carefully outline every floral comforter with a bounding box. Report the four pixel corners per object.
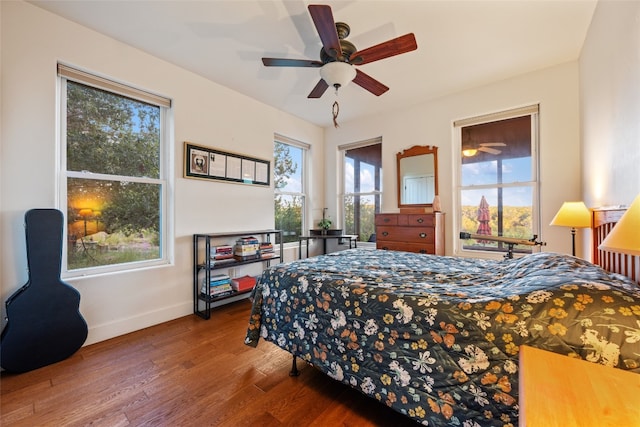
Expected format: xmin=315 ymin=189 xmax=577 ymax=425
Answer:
xmin=244 ymin=249 xmax=640 ymax=426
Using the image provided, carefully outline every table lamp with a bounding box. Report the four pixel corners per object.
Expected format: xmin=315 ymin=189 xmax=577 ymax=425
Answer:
xmin=599 ymin=194 xmax=640 ymax=256
xmin=550 ymin=201 xmax=591 ymax=256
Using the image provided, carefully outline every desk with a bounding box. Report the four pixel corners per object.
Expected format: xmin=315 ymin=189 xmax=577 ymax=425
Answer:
xmin=519 ymin=345 xmax=640 ymax=426
xmin=298 ymin=234 xmax=358 ymax=259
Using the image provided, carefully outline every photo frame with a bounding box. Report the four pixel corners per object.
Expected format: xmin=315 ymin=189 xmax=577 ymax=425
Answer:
xmin=184 ymin=142 xmax=270 ymax=186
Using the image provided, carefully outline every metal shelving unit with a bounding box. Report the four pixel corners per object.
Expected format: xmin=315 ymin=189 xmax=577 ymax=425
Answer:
xmin=193 ymin=229 xmax=283 ymax=319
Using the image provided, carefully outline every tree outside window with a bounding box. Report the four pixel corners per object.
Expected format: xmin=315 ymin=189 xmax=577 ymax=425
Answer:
xmin=343 ymin=143 xmax=381 ymax=242
xmin=274 ymin=140 xmax=306 ymax=244
xmin=459 ymin=114 xmax=538 ymax=255
xmin=63 ymin=79 xmax=167 ymax=271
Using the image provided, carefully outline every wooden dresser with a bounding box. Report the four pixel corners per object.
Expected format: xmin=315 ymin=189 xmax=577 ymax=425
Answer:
xmin=375 ymin=212 xmax=445 ymax=255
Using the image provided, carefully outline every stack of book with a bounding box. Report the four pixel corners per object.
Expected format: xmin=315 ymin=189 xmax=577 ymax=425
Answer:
xmin=234 ymin=236 xmax=260 ymax=261
xmin=259 ymin=241 xmax=274 ymax=259
xmin=210 ymin=245 xmax=234 ymax=266
xmin=231 ymin=275 xmax=257 ymax=292
xmin=201 ymin=273 xmax=233 ymax=298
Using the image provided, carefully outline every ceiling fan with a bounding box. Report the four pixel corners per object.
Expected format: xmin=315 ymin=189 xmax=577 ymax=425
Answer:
xmin=462 ymin=142 xmax=506 ymax=157
xmin=262 ymin=4 xmax=418 ymax=99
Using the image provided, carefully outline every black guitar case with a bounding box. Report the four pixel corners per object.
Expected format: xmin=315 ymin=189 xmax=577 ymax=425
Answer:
xmin=1 ymin=209 xmax=88 ymax=373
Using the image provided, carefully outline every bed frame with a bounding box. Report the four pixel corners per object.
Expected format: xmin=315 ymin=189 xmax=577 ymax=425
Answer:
xmin=592 ymin=207 xmax=639 ymax=284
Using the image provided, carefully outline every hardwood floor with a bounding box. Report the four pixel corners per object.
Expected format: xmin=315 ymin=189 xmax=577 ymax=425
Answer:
xmin=1 ymin=300 xmax=418 ymax=426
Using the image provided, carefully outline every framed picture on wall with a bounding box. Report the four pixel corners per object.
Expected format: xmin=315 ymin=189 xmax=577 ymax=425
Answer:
xmin=183 ymin=142 xmax=270 ymax=186
xmin=189 ymin=148 xmax=209 ymax=175
xmin=208 ymin=152 xmax=226 ymax=178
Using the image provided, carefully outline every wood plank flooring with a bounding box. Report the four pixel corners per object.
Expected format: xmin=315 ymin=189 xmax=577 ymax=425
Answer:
xmin=1 ymin=300 xmax=418 ymax=426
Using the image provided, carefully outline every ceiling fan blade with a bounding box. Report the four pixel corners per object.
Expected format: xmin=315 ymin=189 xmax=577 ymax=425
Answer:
xmin=262 ymin=58 xmax=323 ymax=67
xmin=308 ymin=79 xmax=329 ymax=98
xmin=353 ymin=69 xmax=389 ymax=96
xmin=350 ymin=33 xmax=417 ymax=65
xmin=480 ymin=142 xmax=507 ymax=147
xmin=479 ymin=147 xmax=502 ymax=155
xmin=308 ymin=5 xmax=342 ymax=58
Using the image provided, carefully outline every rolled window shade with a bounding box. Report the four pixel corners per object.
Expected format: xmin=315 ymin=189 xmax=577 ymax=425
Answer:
xmin=274 ymin=133 xmax=310 ymax=150
xmin=454 ymin=104 xmax=538 ymax=128
xmin=338 ymin=136 xmax=382 ymax=151
xmin=58 ymin=63 xmax=171 ymax=108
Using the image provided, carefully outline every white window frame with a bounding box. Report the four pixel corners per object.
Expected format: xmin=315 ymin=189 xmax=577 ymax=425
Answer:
xmin=339 ymin=137 xmax=382 ymax=246
xmin=274 ymin=134 xmax=309 ymax=247
xmin=453 ymin=105 xmax=540 ymax=258
xmin=58 ymin=64 xmax=173 ymax=277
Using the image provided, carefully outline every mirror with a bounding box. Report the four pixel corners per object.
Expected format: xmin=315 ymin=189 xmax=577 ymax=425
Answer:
xmin=397 ymin=145 xmax=438 ymax=208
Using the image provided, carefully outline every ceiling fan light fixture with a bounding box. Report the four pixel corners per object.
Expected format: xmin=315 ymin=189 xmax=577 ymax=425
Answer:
xmin=462 ymin=148 xmax=478 ymax=157
xmin=320 ymin=62 xmax=356 ymax=90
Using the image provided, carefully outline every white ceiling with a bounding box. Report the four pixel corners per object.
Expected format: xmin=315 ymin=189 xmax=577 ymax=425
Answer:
xmin=30 ymin=0 xmax=597 ymax=128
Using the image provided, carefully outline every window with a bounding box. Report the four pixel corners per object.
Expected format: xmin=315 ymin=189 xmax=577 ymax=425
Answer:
xmin=274 ymin=135 xmax=308 ymax=244
xmin=455 ymin=106 xmax=539 ymax=256
xmin=341 ymin=139 xmax=382 ymax=242
xmin=59 ymin=65 xmax=171 ymax=275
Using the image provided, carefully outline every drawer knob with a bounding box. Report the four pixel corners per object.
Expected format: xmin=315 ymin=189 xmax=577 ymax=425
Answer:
xmin=383 ymin=218 xmax=390 ymax=223
xmin=419 ymin=232 xmax=427 ymax=238
xmin=382 ymin=231 xmax=389 ymax=237
xmin=417 ymin=218 xmax=424 ymax=223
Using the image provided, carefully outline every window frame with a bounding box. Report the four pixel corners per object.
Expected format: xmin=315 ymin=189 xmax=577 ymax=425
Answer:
xmin=273 ymin=134 xmax=309 ymax=246
xmin=58 ymin=64 xmax=173 ymax=277
xmin=453 ymin=106 xmax=541 ymax=258
xmin=340 ymin=138 xmax=382 ymax=244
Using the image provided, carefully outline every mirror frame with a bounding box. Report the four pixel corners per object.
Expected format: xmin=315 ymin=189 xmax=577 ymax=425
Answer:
xmin=396 ymin=145 xmax=439 ymax=209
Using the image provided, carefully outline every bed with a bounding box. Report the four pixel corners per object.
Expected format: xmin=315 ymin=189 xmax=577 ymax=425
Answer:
xmin=244 ymin=220 xmax=640 ymax=426
xmin=592 ymin=206 xmax=639 ymax=284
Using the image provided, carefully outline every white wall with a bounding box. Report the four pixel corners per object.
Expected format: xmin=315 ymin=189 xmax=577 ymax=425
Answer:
xmin=324 ymin=62 xmax=583 ymax=257
xmin=580 ymin=0 xmax=640 ymax=213
xmin=0 ymin=1 xmax=323 ymax=345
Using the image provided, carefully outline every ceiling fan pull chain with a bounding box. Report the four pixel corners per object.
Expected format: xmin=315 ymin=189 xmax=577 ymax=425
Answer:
xmin=332 ymin=100 xmax=340 ymax=128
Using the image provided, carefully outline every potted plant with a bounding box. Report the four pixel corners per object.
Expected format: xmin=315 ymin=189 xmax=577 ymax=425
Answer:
xmin=318 ymin=209 xmax=332 ymax=234
xmin=318 ymin=218 xmax=332 ymax=233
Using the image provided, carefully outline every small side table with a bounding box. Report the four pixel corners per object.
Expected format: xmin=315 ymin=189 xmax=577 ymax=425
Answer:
xmin=298 ymin=234 xmax=358 ymax=259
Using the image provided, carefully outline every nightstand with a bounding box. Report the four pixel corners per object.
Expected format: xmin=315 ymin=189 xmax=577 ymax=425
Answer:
xmin=519 ymin=345 xmax=640 ymax=426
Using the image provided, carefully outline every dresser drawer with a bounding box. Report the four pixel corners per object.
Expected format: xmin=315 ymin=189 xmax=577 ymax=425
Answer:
xmin=405 ymin=214 xmax=435 ymax=227
xmin=375 ymin=214 xmax=399 ymax=226
xmin=376 ymin=241 xmax=436 ymax=254
xmin=374 ymin=212 xmax=445 ymax=256
xmin=376 ymin=213 xmax=436 ymax=227
xmin=377 ymin=225 xmax=435 ymax=244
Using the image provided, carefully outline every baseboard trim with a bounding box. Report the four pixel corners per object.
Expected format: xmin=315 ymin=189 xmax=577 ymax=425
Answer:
xmin=84 ymin=301 xmax=192 ymax=346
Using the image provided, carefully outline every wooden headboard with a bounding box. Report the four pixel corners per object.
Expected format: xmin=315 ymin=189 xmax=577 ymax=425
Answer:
xmin=592 ymin=207 xmax=639 ymax=284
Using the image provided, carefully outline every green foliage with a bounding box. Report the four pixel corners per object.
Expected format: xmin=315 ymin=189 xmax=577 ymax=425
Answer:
xmin=275 ymin=195 xmax=303 ymax=243
xmin=68 ymin=246 xmax=159 ymax=270
xmin=67 ymin=228 xmax=159 ymax=270
xmin=274 ymin=142 xmax=302 ymax=242
xmin=67 ymin=82 xmax=160 ymax=177
xmin=344 ymin=196 xmax=377 ymax=242
xmin=100 ymin=182 xmax=160 ymax=235
xmin=273 ymin=142 xmax=296 ymax=190
xmin=318 ymin=218 xmax=332 ymax=229
xmin=461 ymin=205 xmax=533 ymax=252
xmin=65 ymin=81 xmax=162 ymax=269
xmin=461 ymin=205 xmax=532 ymax=238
